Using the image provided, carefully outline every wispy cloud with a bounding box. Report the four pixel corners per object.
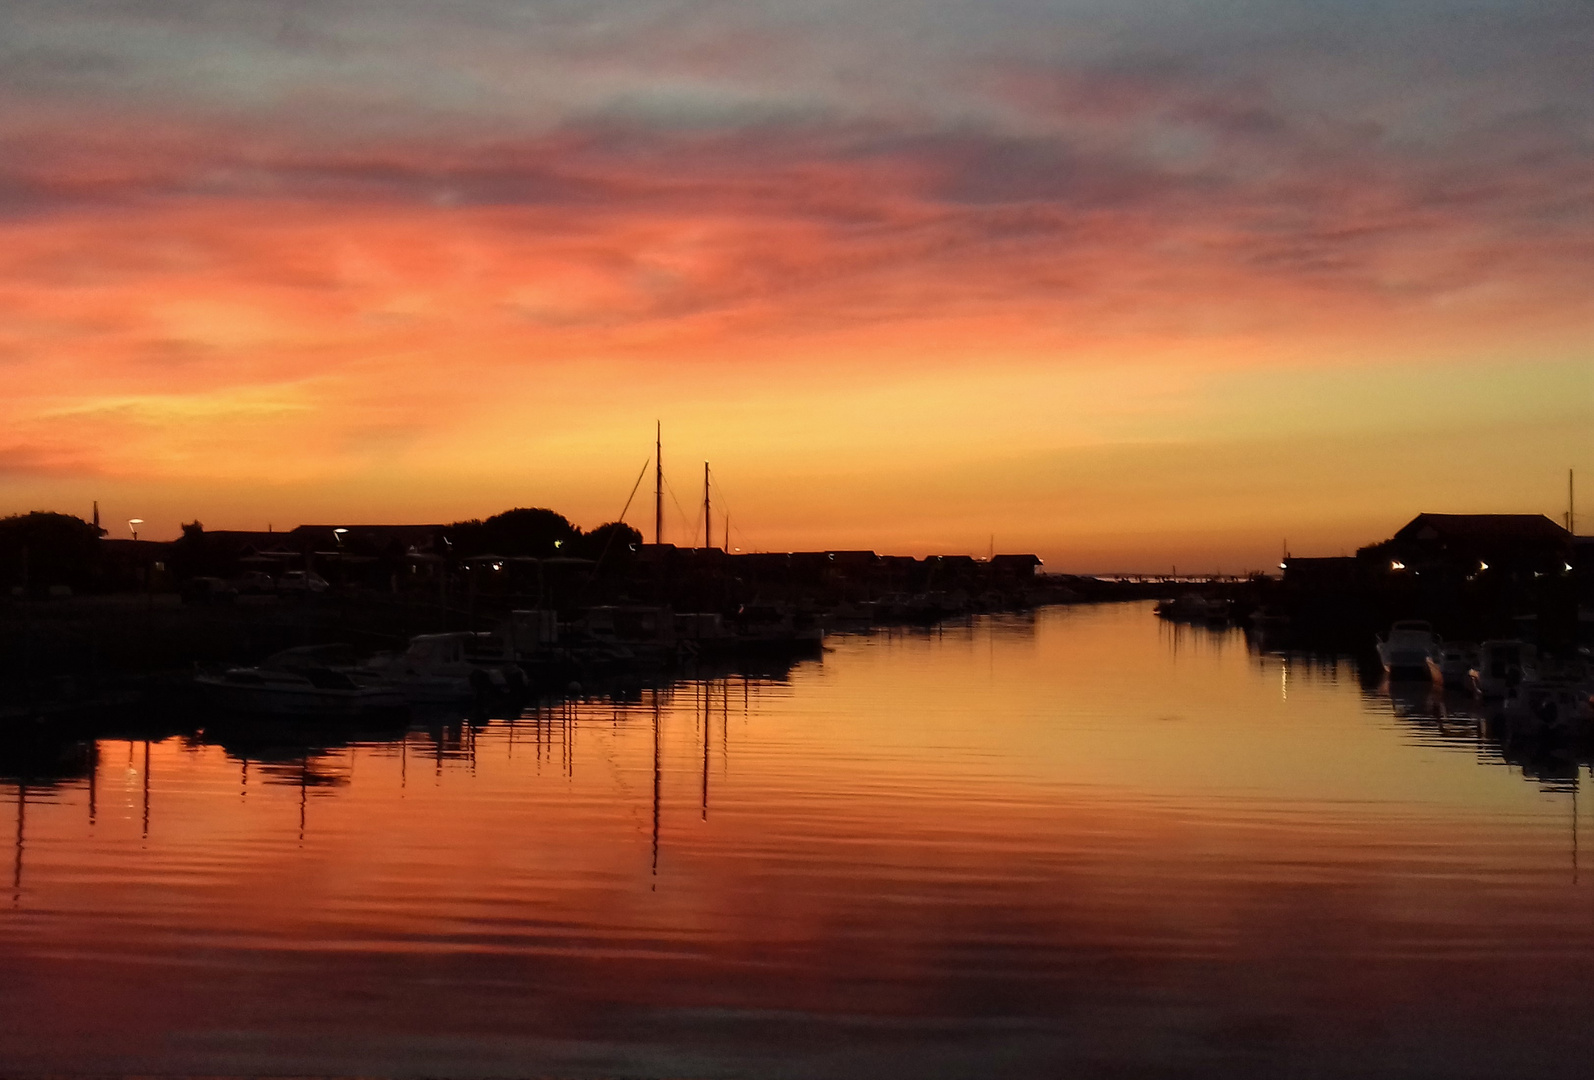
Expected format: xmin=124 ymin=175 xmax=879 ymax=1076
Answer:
xmin=0 ymin=1 xmax=1587 ymax=556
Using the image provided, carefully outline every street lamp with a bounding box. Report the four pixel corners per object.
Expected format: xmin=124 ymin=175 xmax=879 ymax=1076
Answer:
xmin=333 ymin=527 xmax=348 ymax=548
xmin=128 ymin=518 xmax=143 ymax=541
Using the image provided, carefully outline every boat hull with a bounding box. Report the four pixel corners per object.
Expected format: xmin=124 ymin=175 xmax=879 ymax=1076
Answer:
xmin=1376 ymin=646 xmax=1441 ymax=683
xmin=196 ymin=677 xmax=405 ymax=718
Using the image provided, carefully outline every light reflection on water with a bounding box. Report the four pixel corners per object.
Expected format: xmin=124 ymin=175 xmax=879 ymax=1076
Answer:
xmin=3 ymin=602 xmax=1592 ymax=1078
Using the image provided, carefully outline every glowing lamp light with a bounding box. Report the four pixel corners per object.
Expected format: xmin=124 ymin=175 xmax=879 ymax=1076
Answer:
xmin=1565 ymin=562 xmax=1575 ymax=572
xmin=553 ymin=539 xmax=562 ymax=549
xmin=1390 ymin=560 xmax=1405 ymax=571
xmin=127 ymin=518 xmax=143 ymax=540
xmin=1478 ymin=561 xmax=1489 ymax=571
xmin=1278 ymin=562 xmax=1287 ymax=570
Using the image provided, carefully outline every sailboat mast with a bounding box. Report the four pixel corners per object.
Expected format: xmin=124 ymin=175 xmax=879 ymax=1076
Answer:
xmin=654 ymin=422 xmax=663 ymax=546
xmin=704 ymin=463 xmax=711 ymax=551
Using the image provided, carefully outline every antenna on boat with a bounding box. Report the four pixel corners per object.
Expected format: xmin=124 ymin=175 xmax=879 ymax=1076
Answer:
xmin=704 ymin=462 xmax=711 ymax=551
xmin=1568 ymin=468 xmax=1576 ymax=535
xmin=654 ymin=422 xmax=663 ymax=546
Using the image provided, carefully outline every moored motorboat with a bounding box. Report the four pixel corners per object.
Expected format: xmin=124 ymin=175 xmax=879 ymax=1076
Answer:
xmin=1155 ymin=593 xmax=1208 ymax=621
xmin=1437 ymin=642 xmax=1478 ymax=690
xmin=727 ymin=604 xmax=824 ymax=654
xmin=1375 ymin=621 xmax=1442 ymax=682
xmin=365 ymin=632 xmax=517 ymax=704
xmin=1501 ymin=676 xmax=1594 ymax=733
xmin=196 ymin=645 xmax=404 ymax=717
xmin=1248 ymin=606 xmax=1291 ymax=630
xmin=1469 ymin=640 xmax=1538 ymax=699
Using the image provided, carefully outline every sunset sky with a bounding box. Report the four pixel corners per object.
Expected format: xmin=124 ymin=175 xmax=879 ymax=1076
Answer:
xmin=1 ymin=1 xmax=1588 ymax=570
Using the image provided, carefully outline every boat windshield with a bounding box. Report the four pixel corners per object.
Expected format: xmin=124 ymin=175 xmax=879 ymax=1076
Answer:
xmin=260 ymin=644 xmax=361 ymax=671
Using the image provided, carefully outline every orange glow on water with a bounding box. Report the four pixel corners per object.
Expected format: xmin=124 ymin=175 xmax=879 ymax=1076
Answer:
xmin=3 ymin=607 xmax=1592 ymax=1074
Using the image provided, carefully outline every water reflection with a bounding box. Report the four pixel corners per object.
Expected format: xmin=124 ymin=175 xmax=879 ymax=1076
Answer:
xmin=1160 ymin=613 xmax=1594 ymax=796
xmin=11 ymin=781 xmax=21 ymax=906
xmin=1366 ymin=670 xmax=1594 ymax=788
xmin=2 ymin=604 xmax=1592 ymax=1078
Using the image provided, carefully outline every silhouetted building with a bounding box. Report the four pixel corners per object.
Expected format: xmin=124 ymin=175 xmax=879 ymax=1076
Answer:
xmin=991 ymin=554 xmax=1043 ymax=579
xmin=1281 ymin=556 xmax=1362 ymax=589
xmin=1360 ymin=513 xmax=1571 ymax=579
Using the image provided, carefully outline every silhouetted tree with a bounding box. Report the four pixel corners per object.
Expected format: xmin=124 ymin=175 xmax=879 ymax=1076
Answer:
xmin=579 ymin=521 xmax=643 ymax=567
xmin=447 ymin=508 xmax=580 ymax=558
xmin=169 ymin=520 xmax=217 ymax=579
xmin=0 ymin=512 xmax=105 ymax=592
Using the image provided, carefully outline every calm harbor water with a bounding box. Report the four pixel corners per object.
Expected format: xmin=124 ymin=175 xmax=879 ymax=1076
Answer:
xmin=3 ymin=602 xmax=1592 ymax=1078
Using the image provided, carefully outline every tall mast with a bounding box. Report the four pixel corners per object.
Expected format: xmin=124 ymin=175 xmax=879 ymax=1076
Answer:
xmin=1571 ymin=469 xmax=1577 ymax=535
xmin=654 ymin=422 xmax=663 ymax=546
xmin=704 ymin=462 xmax=712 ymax=551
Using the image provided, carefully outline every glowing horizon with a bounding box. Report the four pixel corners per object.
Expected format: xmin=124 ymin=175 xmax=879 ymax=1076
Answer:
xmin=2 ymin=1 xmax=1589 ymax=571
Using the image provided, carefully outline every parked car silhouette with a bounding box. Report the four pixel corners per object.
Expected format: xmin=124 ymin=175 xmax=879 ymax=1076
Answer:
xmin=233 ymin=571 xmax=277 ymax=595
xmin=276 ymin=570 xmax=330 ymax=594
xmin=180 ymin=576 xmax=237 ymax=605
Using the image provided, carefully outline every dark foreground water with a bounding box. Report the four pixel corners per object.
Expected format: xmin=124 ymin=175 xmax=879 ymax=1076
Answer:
xmin=3 ymin=602 xmax=1592 ymax=1078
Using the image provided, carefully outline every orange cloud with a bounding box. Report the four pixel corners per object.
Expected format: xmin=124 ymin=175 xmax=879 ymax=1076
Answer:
xmin=0 ymin=4 xmax=1588 ymax=566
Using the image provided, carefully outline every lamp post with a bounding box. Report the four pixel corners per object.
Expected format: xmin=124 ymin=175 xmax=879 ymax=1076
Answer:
xmin=128 ymin=518 xmax=143 ymax=541
xmin=333 ymin=528 xmax=348 ymax=548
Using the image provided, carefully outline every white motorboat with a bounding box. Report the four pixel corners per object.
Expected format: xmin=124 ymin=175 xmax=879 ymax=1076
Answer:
xmin=1248 ymin=606 xmax=1291 ymax=630
xmin=728 ymin=604 xmax=825 ymax=653
xmin=1469 ymin=640 xmax=1538 ymax=699
xmin=366 ymin=632 xmax=514 ymax=704
xmin=1155 ymin=593 xmax=1208 ymax=621
xmin=1375 ymin=621 xmax=1442 ymax=682
xmin=1502 ymin=676 xmax=1594 ymax=732
xmin=196 ymin=645 xmax=404 ymax=717
xmin=1437 ymin=642 xmax=1478 ymax=690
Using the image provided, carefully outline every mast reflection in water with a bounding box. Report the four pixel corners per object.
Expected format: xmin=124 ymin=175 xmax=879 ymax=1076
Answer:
xmin=2 ymin=603 xmax=1592 ymax=1078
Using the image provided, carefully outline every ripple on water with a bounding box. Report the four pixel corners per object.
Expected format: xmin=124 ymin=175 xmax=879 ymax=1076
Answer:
xmin=2 ymin=603 xmax=1592 ymax=1077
